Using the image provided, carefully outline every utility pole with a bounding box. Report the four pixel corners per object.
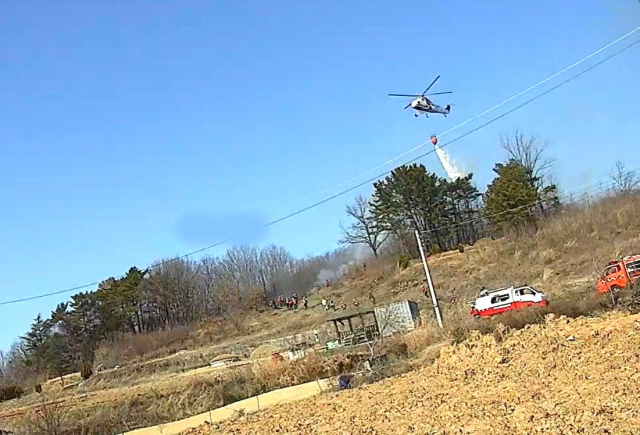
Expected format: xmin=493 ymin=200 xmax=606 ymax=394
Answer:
xmin=415 ymin=230 xmax=443 ymax=328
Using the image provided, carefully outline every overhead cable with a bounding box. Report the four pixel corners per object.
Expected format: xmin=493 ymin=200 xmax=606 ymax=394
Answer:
xmin=318 ymin=26 xmax=640 ymax=195
xmin=1 ymin=36 xmax=638 ymax=307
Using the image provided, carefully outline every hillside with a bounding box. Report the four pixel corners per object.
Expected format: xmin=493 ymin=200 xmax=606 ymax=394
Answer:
xmin=1 ymin=193 xmax=639 ymax=434
xmin=184 ymin=311 xmax=640 ymax=434
xmin=314 ymin=193 xmax=640 ymax=324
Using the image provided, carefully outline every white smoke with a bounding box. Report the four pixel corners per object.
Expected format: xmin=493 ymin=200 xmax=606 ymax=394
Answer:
xmin=315 ymin=244 xmax=370 ymax=286
xmin=316 ymin=267 xmax=346 ymax=285
xmin=433 ymin=142 xmax=467 ymax=181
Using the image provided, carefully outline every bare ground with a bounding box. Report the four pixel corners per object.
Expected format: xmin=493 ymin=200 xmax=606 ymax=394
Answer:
xmin=182 ymin=311 xmax=640 ymax=435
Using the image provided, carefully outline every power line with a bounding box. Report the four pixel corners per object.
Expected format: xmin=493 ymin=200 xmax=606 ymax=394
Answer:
xmin=1 ymin=36 xmax=638 ymax=308
xmin=318 ymin=26 xmax=640 ymax=195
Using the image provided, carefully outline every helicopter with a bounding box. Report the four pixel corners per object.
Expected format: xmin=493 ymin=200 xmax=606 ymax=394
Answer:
xmin=388 ymin=75 xmax=452 ymax=118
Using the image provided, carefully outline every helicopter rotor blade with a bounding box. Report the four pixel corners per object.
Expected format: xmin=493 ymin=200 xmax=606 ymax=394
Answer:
xmin=425 ymin=91 xmax=452 ymax=96
xmin=403 ymin=102 xmax=412 ymax=109
xmin=422 ymin=75 xmax=440 ymax=96
xmin=388 ymin=94 xmax=421 ymax=97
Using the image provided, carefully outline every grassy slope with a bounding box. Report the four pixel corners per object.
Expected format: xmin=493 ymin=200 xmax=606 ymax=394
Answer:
xmin=2 ymin=193 xmax=639 ymax=434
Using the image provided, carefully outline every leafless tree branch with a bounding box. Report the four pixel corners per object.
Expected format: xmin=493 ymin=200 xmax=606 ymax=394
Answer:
xmin=339 ymin=195 xmax=389 ymax=257
xmin=500 ymin=130 xmax=555 ymax=188
xmin=610 ymin=161 xmax=640 ymax=194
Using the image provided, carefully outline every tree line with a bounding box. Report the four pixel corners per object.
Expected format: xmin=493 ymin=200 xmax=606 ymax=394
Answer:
xmin=0 ymin=131 xmax=579 ymax=389
xmin=340 ymin=131 xmax=560 ymax=256
xmin=0 ymin=245 xmax=359 ymax=387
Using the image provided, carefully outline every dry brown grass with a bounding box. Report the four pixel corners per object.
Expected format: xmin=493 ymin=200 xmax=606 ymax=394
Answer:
xmin=8 ymin=355 xmax=342 ymax=434
xmin=6 ymin=193 xmax=640 ymax=434
xmin=250 ymin=354 xmax=335 ymax=392
xmin=94 ymin=325 xmax=197 ymax=370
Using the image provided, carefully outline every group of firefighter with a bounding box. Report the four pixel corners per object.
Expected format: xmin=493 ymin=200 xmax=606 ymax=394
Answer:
xmin=273 ymin=293 xmax=308 ymax=310
xmin=270 ymin=291 xmax=376 ymax=312
xmin=268 ymin=269 xmax=379 ymax=312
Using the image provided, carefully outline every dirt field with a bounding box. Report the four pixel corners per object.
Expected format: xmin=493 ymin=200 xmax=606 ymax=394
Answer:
xmin=182 ymin=312 xmax=640 ymax=434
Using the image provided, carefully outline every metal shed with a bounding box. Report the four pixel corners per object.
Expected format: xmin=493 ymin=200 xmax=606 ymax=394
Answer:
xmin=328 ymin=310 xmax=380 ymax=346
xmin=373 ymin=300 xmax=421 ymax=337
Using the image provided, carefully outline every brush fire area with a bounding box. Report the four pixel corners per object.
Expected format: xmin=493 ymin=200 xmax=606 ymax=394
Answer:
xmin=2 ymin=193 xmax=640 ymax=434
xmin=182 ymin=312 xmax=640 ymax=435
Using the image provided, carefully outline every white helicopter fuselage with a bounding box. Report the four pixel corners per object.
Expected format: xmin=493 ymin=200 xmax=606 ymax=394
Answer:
xmin=410 ymin=97 xmax=451 ymax=117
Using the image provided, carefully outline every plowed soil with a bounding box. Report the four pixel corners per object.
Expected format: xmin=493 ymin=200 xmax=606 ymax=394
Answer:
xmin=182 ymin=312 xmax=640 ymax=434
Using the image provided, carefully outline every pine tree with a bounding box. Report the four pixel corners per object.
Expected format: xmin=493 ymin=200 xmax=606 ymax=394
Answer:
xmin=60 ymin=292 xmax=104 ymax=366
xmin=44 ymin=333 xmax=74 ymax=383
xmin=371 ymin=164 xmax=446 ymax=250
xmin=20 ymin=314 xmax=53 ymax=375
xmin=484 ymin=160 xmax=540 ymax=232
xmin=370 ymin=163 xmax=482 ymax=253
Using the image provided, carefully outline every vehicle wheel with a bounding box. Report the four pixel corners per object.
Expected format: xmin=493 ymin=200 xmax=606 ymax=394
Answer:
xmin=610 ymin=286 xmax=621 ymax=293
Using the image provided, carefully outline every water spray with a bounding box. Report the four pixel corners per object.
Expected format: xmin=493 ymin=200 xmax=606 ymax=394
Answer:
xmin=430 ymin=135 xmax=467 ymax=181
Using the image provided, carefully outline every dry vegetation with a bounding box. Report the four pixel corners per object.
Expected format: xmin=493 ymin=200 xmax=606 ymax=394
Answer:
xmin=184 ymin=311 xmax=640 ymax=435
xmin=1 ymin=192 xmax=639 ymax=434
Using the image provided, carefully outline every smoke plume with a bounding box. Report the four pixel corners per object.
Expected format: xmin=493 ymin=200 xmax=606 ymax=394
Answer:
xmin=314 ymin=244 xmax=370 ymax=286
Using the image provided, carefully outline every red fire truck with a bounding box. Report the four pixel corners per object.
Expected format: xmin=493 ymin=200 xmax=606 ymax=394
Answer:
xmin=596 ymin=255 xmax=640 ymax=293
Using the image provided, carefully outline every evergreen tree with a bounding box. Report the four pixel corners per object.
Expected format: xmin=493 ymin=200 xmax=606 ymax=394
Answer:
xmin=44 ymin=332 xmax=74 ymax=382
xmin=370 ymin=163 xmax=482 ymax=252
xmin=484 ymin=160 xmax=540 ymax=232
xmin=20 ymin=314 xmax=52 ymax=375
xmin=59 ymin=292 xmax=103 ymax=366
xmin=371 ymin=164 xmax=445 ymax=250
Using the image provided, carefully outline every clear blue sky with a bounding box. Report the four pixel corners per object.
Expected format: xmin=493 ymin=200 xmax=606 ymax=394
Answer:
xmin=1 ymin=0 xmax=639 ymax=350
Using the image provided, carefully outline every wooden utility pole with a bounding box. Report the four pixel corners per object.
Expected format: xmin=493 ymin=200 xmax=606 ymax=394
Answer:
xmin=415 ymin=230 xmax=444 ymax=328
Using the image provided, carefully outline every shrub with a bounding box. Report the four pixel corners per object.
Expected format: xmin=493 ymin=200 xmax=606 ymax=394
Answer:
xmin=1 ymin=385 xmax=24 ymax=401
xmin=458 ymin=244 xmax=465 ymax=253
xmin=383 ymin=339 xmax=409 ymax=359
xmin=397 ymin=254 xmax=410 ymax=270
xmin=81 ymin=363 xmax=93 ymax=380
xmin=35 ymin=384 xmax=42 ymax=394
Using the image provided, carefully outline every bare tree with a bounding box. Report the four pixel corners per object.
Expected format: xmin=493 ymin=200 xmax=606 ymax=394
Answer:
xmin=340 ymin=195 xmax=389 ymax=258
xmin=363 ymin=306 xmax=406 ymax=369
xmin=210 ymin=277 xmax=248 ymax=332
xmin=146 ymin=258 xmax=200 ymax=328
xmin=0 ymin=350 xmax=5 ymax=385
xmin=610 ymin=161 xmax=640 ymax=194
xmin=500 ymin=130 xmax=555 ymax=189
